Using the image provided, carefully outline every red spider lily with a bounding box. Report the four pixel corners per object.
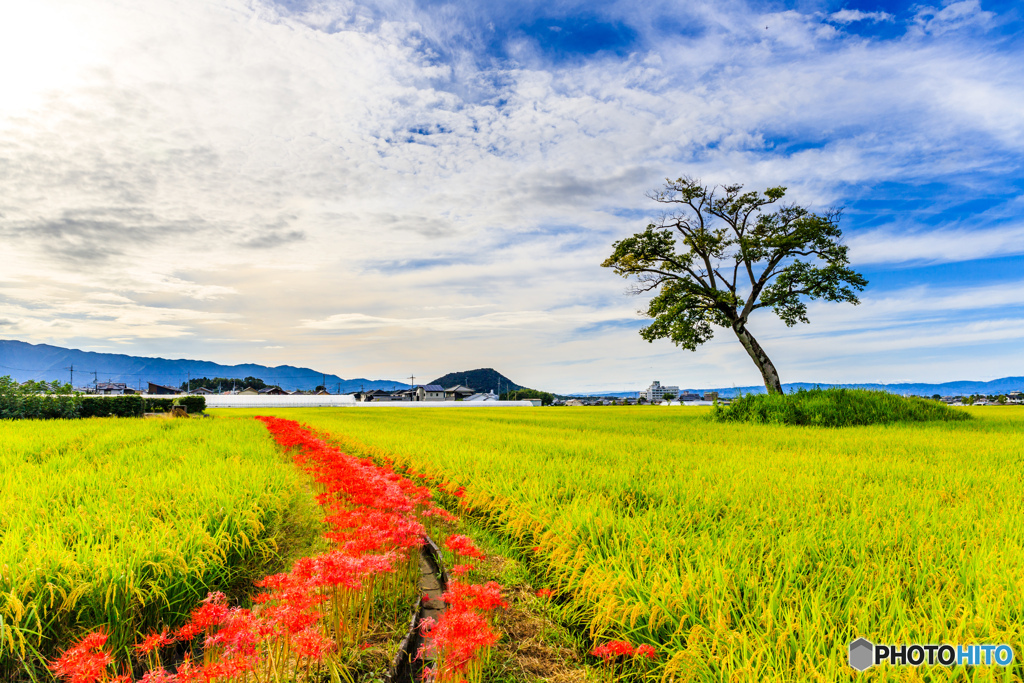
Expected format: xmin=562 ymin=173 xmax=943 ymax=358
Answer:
xmin=591 ymin=639 xmax=636 ymax=662
xmin=182 ymin=592 xmax=229 ymax=633
xmin=449 ymin=563 xmax=475 ymax=576
xmin=635 ymin=644 xmax=657 ymax=660
xmin=442 ymin=581 xmax=507 ymax=612
xmin=204 ymin=608 xmax=263 ymax=658
xmin=138 ymin=668 xmax=175 ymax=683
xmin=418 ymin=616 xmax=438 ymax=636
xmin=174 ymin=621 xmax=203 ymax=642
xmin=134 ymin=630 xmax=173 ymax=655
xmin=429 ymin=608 xmax=498 ymax=674
xmin=444 ymin=535 xmax=485 ymax=560
xmin=172 ymin=656 xmax=204 ymax=683
xmin=49 ymin=631 xmax=113 ymax=683
xmin=292 ymin=628 xmax=335 ymax=660
xmin=535 ymin=588 xmax=553 ymax=599
xmin=201 ymin=656 xmax=256 ymax=680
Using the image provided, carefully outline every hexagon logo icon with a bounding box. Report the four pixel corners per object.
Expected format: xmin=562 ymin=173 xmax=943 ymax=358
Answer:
xmin=849 ymin=638 xmax=874 ymax=672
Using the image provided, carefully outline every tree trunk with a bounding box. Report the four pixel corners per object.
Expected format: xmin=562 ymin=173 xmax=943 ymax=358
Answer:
xmin=732 ymin=323 xmax=784 ymax=394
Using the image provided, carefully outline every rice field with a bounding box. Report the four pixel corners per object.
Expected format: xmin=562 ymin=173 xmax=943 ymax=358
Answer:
xmin=0 ymin=417 xmax=321 ymax=676
xmin=221 ymin=406 xmax=1024 ymax=682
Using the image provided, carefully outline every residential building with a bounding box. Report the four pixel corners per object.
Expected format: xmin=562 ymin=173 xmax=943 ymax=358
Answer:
xmin=444 ymin=384 xmax=475 ymax=401
xmin=391 ymin=384 xmax=445 ymax=401
xmin=95 ymin=382 xmax=132 ymax=395
xmin=645 ymin=381 xmax=679 ymax=402
xmin=147 ymin=382 xmax=180 ymax=395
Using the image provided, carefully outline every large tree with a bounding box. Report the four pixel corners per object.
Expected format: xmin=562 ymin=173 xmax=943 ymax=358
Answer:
xmin=602 ymin=177 xmax=867 ymax=394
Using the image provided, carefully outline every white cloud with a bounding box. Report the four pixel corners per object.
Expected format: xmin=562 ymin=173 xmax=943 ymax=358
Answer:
xmin=0 ymin=0 xmax=1021 ymax=391
xmin=847 ymin=223 xmax=1024 ymax=264
xmin=911 ymin=0 xmax=995 ymax=35
xmin=827 ymin=10 xmax=894 ymax=24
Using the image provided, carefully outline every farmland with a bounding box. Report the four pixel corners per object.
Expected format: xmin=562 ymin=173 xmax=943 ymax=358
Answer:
xmin=0 ymin=417 xmax=321 ymax=676
xmin=221 ymin=406 xmax=1024 ymax=681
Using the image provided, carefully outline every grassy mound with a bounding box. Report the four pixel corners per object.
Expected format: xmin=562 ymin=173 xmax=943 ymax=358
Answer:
xmin=709 ymin=387 xmax=971 ymax=427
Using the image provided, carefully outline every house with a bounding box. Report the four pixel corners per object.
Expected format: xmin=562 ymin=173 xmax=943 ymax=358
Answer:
xmin=444 ymin=384 xmax=475 ymax=401
xmin=238 ymin=387 xmax=259 ymax=395
xmin=565 ymin=399 xmax=585 ymax=407
xmin=189 ymin=387 xmax=213 ymax=395
xmin=95 ymin=382 xmax=131 ymax=395
xmin=355 ymin=389 xmax=396 ymax=402
xmin=395 ymin=384 xmax=445 ymax=401
xmin=147 ymin=382 xmax=181 ymax=395
xmin=259 ymin=386 xmax=288 ymax=395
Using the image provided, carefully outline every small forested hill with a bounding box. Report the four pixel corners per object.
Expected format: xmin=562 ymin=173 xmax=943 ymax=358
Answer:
xmin=430 ymin=368 xmax=524 ymax=393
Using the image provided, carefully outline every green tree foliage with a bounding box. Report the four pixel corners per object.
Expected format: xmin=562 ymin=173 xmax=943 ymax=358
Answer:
xmin=499 ymin=388 xmax=555 ymax=405
xmin=603 ymin=177 xmax=867 ymax=394
xmin=0 ymin=376 xmax=80 ymax=419
xmin=179 ymin=376 xmax=268 ymax=392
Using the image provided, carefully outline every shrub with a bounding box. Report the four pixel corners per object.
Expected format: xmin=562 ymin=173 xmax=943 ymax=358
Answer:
xmin=79 ymin=394 xmax=145 ymax=418
xmin=709 ymin=387 xmax=970 ymax=427
xmin=145 ymin=397 xmax=174 ymax=413
xmin=178 ymin=395 xmax=207 ymax=414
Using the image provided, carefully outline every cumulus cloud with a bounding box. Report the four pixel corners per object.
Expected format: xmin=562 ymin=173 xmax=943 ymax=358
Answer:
xmin=0 ymin=0 xmax=1021 ymax=390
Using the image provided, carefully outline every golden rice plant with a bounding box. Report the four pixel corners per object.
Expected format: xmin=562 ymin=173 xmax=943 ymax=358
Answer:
xmin=0 ymin=416 xmax=321 ymax=677
xmin=221 ymin=406 xmax=1024 ymax=682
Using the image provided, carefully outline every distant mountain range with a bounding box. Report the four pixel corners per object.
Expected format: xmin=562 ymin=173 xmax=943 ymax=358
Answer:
xmin=430 ymin=368 xmax=524 ymax=393
xmin=4 ymin=339 xmax=1016 ymax=398
xmin=0 ymin=340 xmax=410 ymax=393
xmin=576 ymin=378 xmax=1024 ymax=399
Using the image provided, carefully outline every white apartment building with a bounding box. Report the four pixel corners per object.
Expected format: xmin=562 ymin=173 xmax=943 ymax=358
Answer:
xmin=645 ymin=380 xmax=679 ymax=402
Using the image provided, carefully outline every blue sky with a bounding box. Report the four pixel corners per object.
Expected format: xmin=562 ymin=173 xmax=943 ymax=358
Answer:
xmin=0 ymin=0 xmax=1021 ymax=392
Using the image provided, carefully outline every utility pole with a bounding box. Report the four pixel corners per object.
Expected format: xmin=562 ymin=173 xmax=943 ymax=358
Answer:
xmin=408 ymin=374 xmax=415 ymax=387
xmin=92 ymin=371 xmax=98 ymax=391
xmin=65 ymin=365 xmax=73 ymax=387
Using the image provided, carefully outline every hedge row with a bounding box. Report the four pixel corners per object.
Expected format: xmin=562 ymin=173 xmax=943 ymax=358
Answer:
xmin=1 ymin=377 xmax=206 ymax=419
xmin=80 ymin=395 xmax=207 ymax=417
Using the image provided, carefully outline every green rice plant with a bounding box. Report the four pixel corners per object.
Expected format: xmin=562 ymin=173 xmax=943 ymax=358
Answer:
xmin=0 ymin=417 xmax=322 ymax=678
xmin=219 ymin=406 xmax=1024 ymax=682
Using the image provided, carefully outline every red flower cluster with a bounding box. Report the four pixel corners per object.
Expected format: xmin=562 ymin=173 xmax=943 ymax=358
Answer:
xmin=535 ymin=588 xmax=553 ymax=599
xmin=590 ymin=639 xmax=657 ymax=663
xmin=51 ymin=417 xmax=458 ymax=683
xmin=49 ymin=632 xmax=113 ymax=683
xmin=444 ymin=534 xmax=485 ymax=561
xmin=421 ymin=577 xmax=507 ymax=683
